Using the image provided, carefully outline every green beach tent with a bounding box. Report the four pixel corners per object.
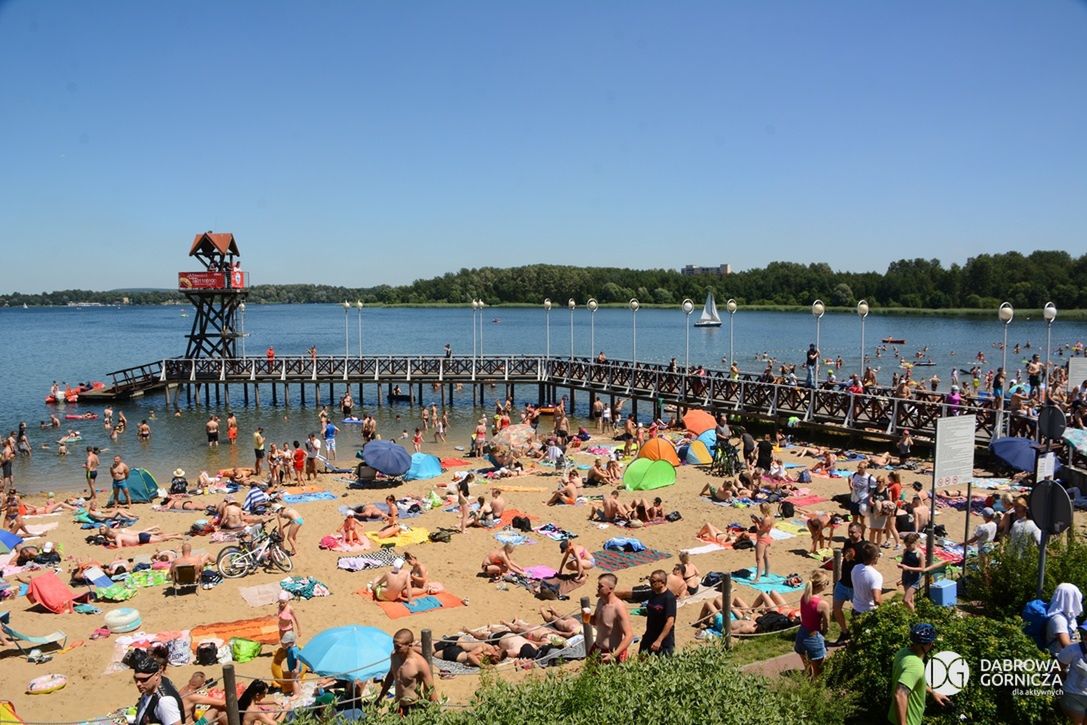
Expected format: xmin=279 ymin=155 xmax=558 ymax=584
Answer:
xmin=126 ymin=468 xmax=161 ymax=503
xmin=623 ymin=458 xmax=677 ymax=491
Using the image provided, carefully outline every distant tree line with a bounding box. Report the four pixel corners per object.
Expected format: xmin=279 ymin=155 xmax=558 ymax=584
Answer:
xmin=4 ymin=250 xmax=1084 ymax=309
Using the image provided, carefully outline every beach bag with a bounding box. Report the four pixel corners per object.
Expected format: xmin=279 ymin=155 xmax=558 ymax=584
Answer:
xmin=1022 ymin=599 xmax=1050 ymax=650
xmin=536 ymin=580 xmax=561 ymax=600
xmin=429 ymin=530 xmax=452 ymax=544
xmin=168 ymin=634 xmax=192 ymax=666
xmin=701 ymin=571 xmax=725 ymax=588
xmin=230 ymin=638 xmax=262 ymax=664
xmin=755 ymin=611 xmax=792 ymax=633
xmin=665 ymin=511 xmax=682 ymax=522
xmin=511 ymin=516 xmax=532 ymax=533
xmin=196 ymin=642 xmax=219 ymax=666
xmin=733 ymin=537 xmax=754 ymax=550
xmin=318 ymin=535 xmax=340 ymax=550
xmin=797 ymin=469 xmax=812 ymax=484
xmin=779 ymin=501 xmax=796 ymax=519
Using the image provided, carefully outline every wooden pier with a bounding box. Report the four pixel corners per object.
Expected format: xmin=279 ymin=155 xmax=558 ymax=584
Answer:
xmin=86 ymin=354 xmax=1027 ymax=445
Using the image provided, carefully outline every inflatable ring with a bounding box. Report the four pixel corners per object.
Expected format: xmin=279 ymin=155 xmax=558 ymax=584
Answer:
xmin=27 ymin=674 xmax=67 ymax=694
xmin=271 ymin=649 xmax=308 ymax=694
xmin=105 ymin=607 xmax=142 ymax=633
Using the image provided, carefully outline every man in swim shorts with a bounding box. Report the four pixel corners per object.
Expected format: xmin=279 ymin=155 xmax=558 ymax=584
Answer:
xmin=110 ymin=455 xmax=132 ymax=507
xmin=84 ymin=446 xmax=99 ymax=504
xmin=377 ymin=629 xmax=437 ymax=715
xmin=205 ymin=416 xmax=219 ymax=448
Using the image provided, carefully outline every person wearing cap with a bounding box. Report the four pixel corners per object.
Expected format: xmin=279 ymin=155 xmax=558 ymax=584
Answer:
xmin=965 ymin=507 xmax=998 ymax=552
xmin=887 ymin=623 xmax=949 ymax=724
xmin=370 ymin=557 xmax=413 ymax=603
xmin=133 ymin=654 xmax=184 ymax=725
xmin=169 ymin=469 xmax=188 ymax=496
xmin=275 ymin=631 xmax=302 ymax=696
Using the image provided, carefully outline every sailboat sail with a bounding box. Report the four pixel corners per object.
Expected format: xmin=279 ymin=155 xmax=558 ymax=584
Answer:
xmin=694 ymin=291 xmax=722 ymax=326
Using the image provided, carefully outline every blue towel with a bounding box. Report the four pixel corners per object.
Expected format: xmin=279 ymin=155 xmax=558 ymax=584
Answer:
xmin=404 ymin=596 xmax=443 ymax=613
xmin=282 ymin=491 xmax=337 ymax=504
xmin=604 ymin=537 xmax=645 ymax=552
xmin=733 ymin=569 xmax=804 ymax=595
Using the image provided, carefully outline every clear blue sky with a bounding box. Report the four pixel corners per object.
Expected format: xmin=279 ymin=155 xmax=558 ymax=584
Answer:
xmin=3 ymin=1 xmax=1086 ymax=293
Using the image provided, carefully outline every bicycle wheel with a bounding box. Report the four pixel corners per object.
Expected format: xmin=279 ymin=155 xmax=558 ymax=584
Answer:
xmin=216 ymin=546 xmax=251 ymax=579
xmin=269 ymin=545 xmax=293 ymax=573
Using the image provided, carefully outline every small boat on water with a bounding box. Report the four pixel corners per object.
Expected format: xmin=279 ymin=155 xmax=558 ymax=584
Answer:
xmin=45 ymin=381 xmax=105 ymax=404
xmin=881 ymin=337 xmax=906 ymax=345
xmin=693 ymin=291 xmax=722 ymax=328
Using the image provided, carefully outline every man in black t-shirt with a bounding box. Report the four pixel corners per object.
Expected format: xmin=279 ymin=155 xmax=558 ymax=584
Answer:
xmin=739 ymin=428 xmax=756 ymax=466
xmin=755 ymin=433 xmax=774 ymax=471
xmin=805 ymin=343 xmax=819 ymax=388
xmin=617 ymin=569 xmax=676 ymax=656
xmin=830 ymin=523 xmax=865 ymax=645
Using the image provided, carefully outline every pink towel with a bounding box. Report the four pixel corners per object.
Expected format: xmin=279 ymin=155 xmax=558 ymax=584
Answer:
xmin=784 ymin=494 xmax=829 ymax=507
xmin=523 ymin=565 xmax=558 ymax=580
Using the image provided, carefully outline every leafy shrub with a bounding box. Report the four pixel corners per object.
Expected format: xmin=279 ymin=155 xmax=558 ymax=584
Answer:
xmin=292 ymin=644 xmax=851 ymax=724
xmin=962 ymin=529 xmax=1087 ymax=621
xmin=825 ymin=599 xmax=1058 ymax=725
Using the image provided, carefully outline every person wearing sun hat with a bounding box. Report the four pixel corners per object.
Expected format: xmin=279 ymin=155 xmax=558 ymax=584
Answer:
xmin=888 ymin=623 xmax=950 ymax=724
xmin=169 ymin=468 xmax=188 ymax=495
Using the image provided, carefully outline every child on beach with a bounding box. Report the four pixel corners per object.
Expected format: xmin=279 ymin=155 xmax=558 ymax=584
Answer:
xmin=341 ymin=515 xmax=361 ymax=546
xmin=412 ymin=428 xmax=423 ymax=452
xmin=752 ymin=503 xmax=775 ymax=583
xmin=896 ymin=532 xmax=945 ymax=611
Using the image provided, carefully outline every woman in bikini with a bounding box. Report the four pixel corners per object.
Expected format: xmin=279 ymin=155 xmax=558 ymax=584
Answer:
xmin=752 ymin=503 xmax=775 ymax=583
xmin=277 ymin=590 xmax=300 ymax=641
xmin=678 ymin=550 xmax=700 ymax=595
xmin=696 ymin=522 xmax=740 ymax=545
xmin=371 ymin=495 xmax=401 ymax=539
xmin=481 ymin=543 xmax=524 ymax=581
xmin=271 ymin=504 xmax=304 ymax=555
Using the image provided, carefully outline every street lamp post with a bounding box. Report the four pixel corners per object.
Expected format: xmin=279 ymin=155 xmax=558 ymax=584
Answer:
xmin=471 ymin=300 xmax=479 ymax=364
xmin=356 ymin=301 xmax=363 ymax=359
xmin=544 ymin=298 xmax=552 ymax=358
xmin=238 ymin=302 xmax=246 ymax=358
xmin=726 ymin=299 xmax=737 ymax=372
xmin=999 ymin=302 xmax=1014 ymax=382
xmin=857 ymin=299 xmax=869 ymax=377
xmin=568 ymin=299 xmax=576 ymax=363
xmin=1044 ymin=302 xmax=1057 ymax=395
xmin=342 ymin=301 xmax=351 ymax=361
xmin=587 ymin=298 xmax=598 ymax=359
xmin=478 ymin=300 xmax=485 ymax=359
xmin=629 ymin=299 xmax=640 ymax=372
xmin=681 ymin=299 xmax=694 ymax=372
xmin=811 ymin=300 xmax=826 ymax=387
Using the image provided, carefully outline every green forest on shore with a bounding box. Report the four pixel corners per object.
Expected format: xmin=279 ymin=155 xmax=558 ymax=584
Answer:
xmin=5 ymin=250 xmax=1084 ymax=312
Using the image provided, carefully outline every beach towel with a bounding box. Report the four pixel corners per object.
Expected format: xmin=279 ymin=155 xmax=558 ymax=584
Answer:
xmin=25 ymin=522 xmax=59 ymax=536
xmin=371 ymin=501 xmax=422 ymax=520
xmin=522 ymin=565 xmax=558 ymax=580
xmin=732 ymin=569 xmax=805 ymax=595
xmin=239 ymin=582 xmax=284 ymax=608
xmin=683 ymin=543 xmax=726 ymax=556
xmin=495 ymin=532 xmax=535 ymax=546
xmin=356 ymin=588 xmax=465 ymax=619
xmin=366 ymin=528 xmax=430 ymax=548
xmin=281 ymin=491 xmax=337 ymax=504
xmin=337 ymin=550 xmax=401 ymax=572
xmin=319 ymin=534 xmax=372 ymax=553
xmin=190 ymin=616 xmax=280 ymax=649
xmin=591 ymin=548 xmax=671 ymax=573
xmin=539 ymin=574 xmax=587 ymax=597
xmin=439 ymin=458 xmax=472 ymax=468
xmin=535 ymin=523 xmax=576 ymax=541
xmin=280 ymin=576 xmax=330 ymax=599
xmin=768 ymin=528 xmax=795 ymax=541
xmin=27 ymin=571 xmax=90 ymax=613
xmin=784 ymin=494 xmax=829 ymax=507
xmin=775 ymin=520 xmax=810 ymax=536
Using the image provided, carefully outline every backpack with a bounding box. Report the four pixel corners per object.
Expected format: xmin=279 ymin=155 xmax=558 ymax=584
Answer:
xmin=755 ymin=611 xmax=793 ymax=633
xmin=511 ymin=516 xmax=532 ymax=533
xmin=429 ymin=530 xmax=453 ymax=544
xmin=536 ymin=580 xmax=561 ymax=601
xmin=195 ymin=642 xmax=219 ymax=666
xmin=778 ymin=501 xmax=796 ymax=519
xmin=701 ymin=571 xmax=725 ymax=588
xmin=665 ymin=511 xmax=682 ymax=522
xmin=797 ymin=469 xmax=812 ymax=484
xmin=1022 ymin=598 xmax=1050 ymax=650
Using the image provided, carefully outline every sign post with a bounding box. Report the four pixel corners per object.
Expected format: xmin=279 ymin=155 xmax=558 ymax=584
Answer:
xmin=931 ymin=416 xmax=975 ymax=593
xmin=1032 ymin=405 xmax=1071 ymax=598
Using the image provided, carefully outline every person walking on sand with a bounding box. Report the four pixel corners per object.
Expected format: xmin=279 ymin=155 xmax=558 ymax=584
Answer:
xmin=84 ymin=446 xmax=99 ymax=504
xmin=377 ymin=629 xmax=436 ymax=716
xmin=751 ymin=503 xmax=774 ymax=583
xmin=253 ymin=428 xmax=266 ymax=476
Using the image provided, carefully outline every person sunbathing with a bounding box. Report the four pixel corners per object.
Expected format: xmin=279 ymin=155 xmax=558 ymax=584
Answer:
xmin=23 ymin=495 xmax=78 ymax=515
xmin=461 ymin=627 xmax=548 ymax=661
xmin=341 ymin=515 xmax=361 ymax=546
xmin=632 ymin=496 xmax=663 ymax=522
xmin=605 ymin=459 xmax=622 ymax=480
xmin=793 ymin=445 xmax=827 ymax=458
xmin=481 ymin=543 xmax=524 ymax=581
xmin=170 ymin=542 xmax=210 ymax=575
xmin=370 ymin=557 xmax=413 ymax=602
xmin=806 ymin=512 xmax=844 ymax=553
xmin=809 ymin=451 xmax=837 ymax=476
xmin=696 ymin=591 xmax=798 ymax=635
xmin=536 ymin=606 xmax=582 ymax=636
xmin=545 ymin=480 xmax=579 ymax=506
xmin=218 ymin=499 xmax=261 ymax=530
xmin=99 ymin=525 xmax=184 ymax=547
xmin=696 ymin=522 xmax=744 ymax=546
xmin=589 ymin=489 xmax=632 ymax=522
xmin=433 ymin=636 xmax=503 ymax=667
xmin=156 ymin=493 xmax=200 ymax=511
xmin=468 ymin=496 xmax=497 ymax=527
xmin=698 ymin=482 xmax=736 ymax=503
xmin=352 ymin=502 xmax=386 ymax=519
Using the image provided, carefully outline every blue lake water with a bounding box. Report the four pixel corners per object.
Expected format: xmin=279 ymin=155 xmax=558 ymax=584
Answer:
xmin=4 ymin=303 xmax=1085 ymax=493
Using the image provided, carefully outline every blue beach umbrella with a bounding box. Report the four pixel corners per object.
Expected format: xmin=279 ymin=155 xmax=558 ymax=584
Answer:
xmin=0 ymin=530 xmax=22 ymax=554
xmin=696 ymin=429 xmax=716 ymax=450
xmin=299 ymin=625 xmax=393 ymax=682
xmin=362 ymin=440 xmax=412 ymax=477
xmin=989 ymin=437 xmax=1060 ymax=474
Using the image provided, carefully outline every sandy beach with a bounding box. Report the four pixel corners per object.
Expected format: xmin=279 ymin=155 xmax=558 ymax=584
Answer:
xmin=0 ymin=417 xmax=1028 ymax=720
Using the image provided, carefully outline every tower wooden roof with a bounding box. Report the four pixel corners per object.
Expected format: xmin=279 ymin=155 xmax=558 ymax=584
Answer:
xmin=189 ymin=232 xmax=239 ymax=257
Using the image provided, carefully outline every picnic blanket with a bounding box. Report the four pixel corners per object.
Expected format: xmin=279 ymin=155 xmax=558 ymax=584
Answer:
xmin=784 ymin=494 xmax=829 ymax=507
xmin=337 ymin=549 xmax=401 ymax=571
xmin=366 ymin=527 xmax=430 ymax=548
xmin=282 ymin=491 xmax=337 ymax=504
xmin=127 ymin=569 xmax=170 ymax=588
xmin=732 ymin=569 xmax=804 ymax=595
xmin=591 ymin=548 xmax=671 ymax=573
xmin=240 ymin=582 xmax=284 ymax=607
xmin=356 ymin=588 xmax=465 ymax=619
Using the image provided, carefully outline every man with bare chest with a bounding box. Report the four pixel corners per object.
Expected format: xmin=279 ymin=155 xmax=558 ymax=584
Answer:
xmin=377 ymin=629 xmax=435 ymax=715
xmin=589 ymin=573 xmax=633 ymax=663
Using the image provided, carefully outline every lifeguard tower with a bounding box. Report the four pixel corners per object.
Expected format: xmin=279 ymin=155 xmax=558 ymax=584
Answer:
xmin=179 ymin=232 xmax=248 ymax=358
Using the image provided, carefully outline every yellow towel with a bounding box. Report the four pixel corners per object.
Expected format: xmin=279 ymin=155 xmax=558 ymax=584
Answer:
xmin=366 ymin=527 xmax=431 ymax=547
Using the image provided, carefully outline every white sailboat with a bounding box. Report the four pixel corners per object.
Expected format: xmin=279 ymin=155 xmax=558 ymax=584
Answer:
xmin=693 ymin=291 xmax=722 ymax=327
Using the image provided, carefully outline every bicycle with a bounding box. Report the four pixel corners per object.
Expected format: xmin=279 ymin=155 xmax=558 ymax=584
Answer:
xmin=216 ymin=523 xmax=293 ymax=578
xmin=710 ymin=441 xmax=743 ymax=477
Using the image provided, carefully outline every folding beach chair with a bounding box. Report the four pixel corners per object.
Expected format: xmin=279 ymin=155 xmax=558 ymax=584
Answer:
xmin=0 ymin=612 xmax=67 ymax=657
xmin=169 ymin=564 xmax=199 ymax=596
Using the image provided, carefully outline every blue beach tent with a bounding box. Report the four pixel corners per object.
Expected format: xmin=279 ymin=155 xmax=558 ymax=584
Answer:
xmin=404 ymin=453 xmax=443 ymax=481
xmin=126 ymin=468 xmax=160 ymax=503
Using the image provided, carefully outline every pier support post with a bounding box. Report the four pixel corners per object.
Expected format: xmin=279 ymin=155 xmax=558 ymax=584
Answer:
xmin=186 ymin=385 xmax=192 ymax=407
xmin=421 ymin=629 xmax=433 ymax=670
xmin=579 ymin=596 xmax=595 ymax=653
xmin=214 ymin=384 xmax=221 ymax=407
xmin=254 ymin=383 xmax=260 ymax=407
xmin=243 ymin=383 xmax=249 ymax=406
xmin=300 ymin=382 xmax=306 ymax=407
xmin=271 ymin=383 xmax=278 ymax=406
xmin=358 ymin=382 xmax=364 ymax=405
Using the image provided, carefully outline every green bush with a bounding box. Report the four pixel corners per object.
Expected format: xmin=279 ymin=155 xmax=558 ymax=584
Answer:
xmin=293 ymin=644 xmax=852 ymax=724
xmin=962 ymin=530 xmax=1087 ymax=620
xmin=825 ymin=599 xmax=1058 ymax=725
